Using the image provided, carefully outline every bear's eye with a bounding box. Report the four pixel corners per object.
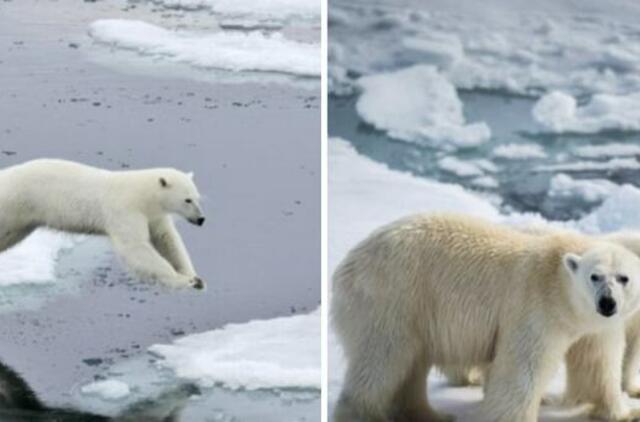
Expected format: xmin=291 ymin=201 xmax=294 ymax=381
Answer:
xmin=618 ymin=275 xmax=629 ymax=285
xmin=185 ymin=199 xmax=192 ymax=204
xmin=590 ymin=274 xmax=601 ymax=283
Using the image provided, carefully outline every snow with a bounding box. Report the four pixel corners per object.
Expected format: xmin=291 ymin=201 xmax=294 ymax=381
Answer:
xmin=574 ymin=143 xmax=640 ymax=159
xmin=533 ymin=91 xmax=640 ymax=134
xmin=330 ymin=1 xmax=640 ymax=98
xmin=0 ymin=230 xmax=74 ymax=286
xmin=149 ymin=310 xmax=320 ymax=391
xmin=88 ymin=19 xmax=320 ymax=77
xmin=493 ymin=143 xmax=547 ymax=160
xmin=328 ymin=136 xmax=640 ymax=420
xmin=548 ymin=173 xmax=618 ymax=203
xmin=355 ymin=65 xmax=491 ymax=149
xmin=152 ymin=0 xmax=319 ymax=23
xmin=81 ymin=380 xmax=131 ymax=401
xmin=438 ymin=157 xmax=495 ymax=177
xmin=537 ymin=158 xmax=640 ymax=172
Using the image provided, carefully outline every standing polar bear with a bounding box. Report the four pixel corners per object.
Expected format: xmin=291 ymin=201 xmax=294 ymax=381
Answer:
xmin=441 ymin=229 xmax=640 ymax=419
xmin=332 ymin=213 xmax=640 ymax=422
xmin=0 ymin=159 xmax=206 ymax=289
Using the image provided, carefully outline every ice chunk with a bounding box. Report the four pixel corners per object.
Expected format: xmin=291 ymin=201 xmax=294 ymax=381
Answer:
xmin=355 ymin=65 xmax=491 ymax=149
xmin=574 ymin=143 xmax=640 ymax=159
xmin=493 ymin=143 xmax=547 ymax=160
xmin=149 ymin=310 xmax=320 ymax=391
xmin=89 ymin=20 xmax=319 ymax=77
xmin=81 ymin=380 xmax=131 ymax=401
xmin=0 ymin=229 xmax=75 ymax=286
xmin=533 ymin=91 xmax=640 ymax=133
xmin=153 ymin=0 xmax=319 ymax=22
xmin=548 ymin=174 xmax=618 ymax=203
xmin=438 ymin=157 xmax=485 ymax=177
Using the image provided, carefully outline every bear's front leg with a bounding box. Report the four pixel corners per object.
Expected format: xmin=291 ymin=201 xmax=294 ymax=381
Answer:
xmin=566 ymin=328 xmax=640 ymax=421
xmin=108 ymin=216 xmax=202 ymax=289
xmin=481 ymin=324 xmax=570 ymax=422
xmin=150 ymin=216 xmax=198 ymax=278
xmin=623 ymin=316 xmax=640 ymax=398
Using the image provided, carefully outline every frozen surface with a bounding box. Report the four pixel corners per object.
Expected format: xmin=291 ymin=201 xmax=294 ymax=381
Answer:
xmin=356 ymin=65 xmax=490 ymax=149
xmin=533 ymin=91 xmax=640 ymax=134
xmin=493 ymin=143 xmax=547 ymax=160
xmin=89 ymin=19 xmax=320 ymax=77
xmin=0 ymin=230 xmax=76 ymax=286
xmin=73 ymin=311 xmax=320 ymax=420
xmin=574 ymin=143 xmax=640 ymax=159
xmin=149 ymin=310 xmax=320 ymax=390
xmin=81 ymin=379 xmax=131 ymax=401
xmin=330 ymin=0 xmax=640 ymax=98
xmin=153 ymin=0 xmax=319 ymax=24
xmin=328 ymin=136 xmax=640 ymax=420
xmin=548 ymin=173 xmax=618 ymax=204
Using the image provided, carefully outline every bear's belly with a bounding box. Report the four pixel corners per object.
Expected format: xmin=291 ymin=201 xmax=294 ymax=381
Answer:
xmin=425 ymin=302 xmax=501 ymax=365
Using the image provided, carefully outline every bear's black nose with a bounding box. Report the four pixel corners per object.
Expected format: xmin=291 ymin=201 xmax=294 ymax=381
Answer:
xmin=597 ymin=296 xmax=617 ymax=317
xmin=196 ymin=217 xmax=205 ymax=226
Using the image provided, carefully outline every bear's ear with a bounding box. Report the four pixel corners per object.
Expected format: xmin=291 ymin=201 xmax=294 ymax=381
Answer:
xmin=187 ymin=172 xmax=194 ymax=179
xmin=563 ymin=253 xmax=581 ymax=274
xmin=159 ymin=177 xmax=169 ymax=188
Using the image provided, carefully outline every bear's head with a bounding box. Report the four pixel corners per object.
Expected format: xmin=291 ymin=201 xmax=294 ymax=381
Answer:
xmin=563 ymin=243 xmax=640 ymax=323
xmin=157 ymin=170 xmax=205 ymax=226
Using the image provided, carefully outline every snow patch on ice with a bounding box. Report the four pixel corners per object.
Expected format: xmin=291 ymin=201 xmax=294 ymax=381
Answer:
xmin=152 ymin=0 xmax=319 ymax=24
xmin=548 ymin=174 xmax=618 ymax=203
xmin=88 ymin=19 xmax=319 ymax=77
xmin=533 ymin=90 xmax=640 ymax=134
xmin=537 ymin=158 xmax=640 ymax=172
xmin=493 ymin=143 xmax=547 ymax=160
xmin=574 ymin=143 xmax=640 ymax=159
xmin=330 ymin=2 xmax=640 ymax=97
xmin=438 ymin=157 xmax=496 ymax=177
xmin=81 ymin=380 xmax=131 ymax=401
xmin=0 ymin=229 xmax=75 ymax=286
xmin=149 ymin=310 xmax=320 ymax=391
xmin=355 ymin=65 xmax=491 ymax=149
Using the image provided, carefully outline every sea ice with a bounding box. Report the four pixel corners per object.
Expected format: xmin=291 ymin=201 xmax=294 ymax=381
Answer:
xmin=355 ymin=65 xmax=491 ymax=149
xmin=89 ymin=19 xmax=320 ymax=77
xmin=533 ymin=91 xmax=640 ymax=133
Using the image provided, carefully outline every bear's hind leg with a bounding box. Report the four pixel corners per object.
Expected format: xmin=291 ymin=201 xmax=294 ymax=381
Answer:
xmin=393 ymin=358 xmax=454 ymax=422
xmin=0 ymin=225 xmax=35 ymax=253
xmin=335 ymin=338 xmax=427 ymax=422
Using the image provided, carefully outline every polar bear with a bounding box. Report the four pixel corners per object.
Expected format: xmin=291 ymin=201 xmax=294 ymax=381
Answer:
xmin=439 ymin=229 xmax=640 ymax=419
xmin=332 ymin=213 xmax=640 ymax=422
xmin=0 ymin=159 xmax=205 ymax=289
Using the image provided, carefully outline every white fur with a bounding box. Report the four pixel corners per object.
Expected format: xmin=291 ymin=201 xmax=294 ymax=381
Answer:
xmin=332 ymin=214 xmax=640 ymax=422
xmin=441 ymin=229 xmax=640 ymax=420
xmin=0 ymin=159 xmax=205 ymax=289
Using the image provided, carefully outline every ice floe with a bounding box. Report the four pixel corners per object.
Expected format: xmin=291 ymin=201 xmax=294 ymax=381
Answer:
xmin=548 ymin=173 xmax=618 ymax=203
xmin=330 ymin=1 xmax=640 ymax=98
xmin=355 ymin=65 xmax=491 ymax=149
xmin=0 ymin=229 xmax=75 ymax=286
xmin=533 ymin=91 xmax=640 ymax=134
xmin=89 ymin=19 xmax=320 ymax=77
xmin=149 ymin=310 xmax=320 ymax=391
xmin=493 ymin=143 xmax=547 ymax=160
xmin=152 ymin=0 xmax=319 ymax=25
xmin=81 ymin=380 xmax=131 ymax=401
